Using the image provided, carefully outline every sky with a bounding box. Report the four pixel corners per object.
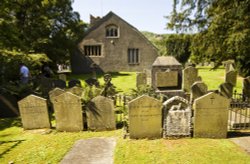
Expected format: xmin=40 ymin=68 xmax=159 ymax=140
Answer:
xmin=72 ymin=0 xmax=174 ymax=34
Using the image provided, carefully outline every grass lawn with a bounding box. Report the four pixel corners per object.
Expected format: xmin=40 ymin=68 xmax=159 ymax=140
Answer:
xmin=0 ymin=118 xmax=250 ymax=163
xmin=0 ymin=67 xmax=248 ymax=163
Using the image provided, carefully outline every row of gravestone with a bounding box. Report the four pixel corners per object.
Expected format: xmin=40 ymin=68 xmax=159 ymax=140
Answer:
xmin=128 ymin=93 xmax=229 ymax=139
xmin=18 ymin=87 xmax=116 ymax=132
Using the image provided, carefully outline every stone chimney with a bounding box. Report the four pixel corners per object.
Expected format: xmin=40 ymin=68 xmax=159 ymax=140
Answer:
xmin=90 ymin=14 xmax=101 ymax=27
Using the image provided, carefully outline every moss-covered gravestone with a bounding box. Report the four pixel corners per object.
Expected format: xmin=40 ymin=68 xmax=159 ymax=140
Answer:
xmin=193 ymin=92 xmax=229 ymax=138
xmin=128 ymin=95 xmax=162 ymax=139
xmin=18 ymin=95 xmax=50 ymax=130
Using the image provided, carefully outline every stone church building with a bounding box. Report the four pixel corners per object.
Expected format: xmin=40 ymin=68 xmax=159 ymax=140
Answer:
xmin=71 ymin=11 xmax=159 ymax=74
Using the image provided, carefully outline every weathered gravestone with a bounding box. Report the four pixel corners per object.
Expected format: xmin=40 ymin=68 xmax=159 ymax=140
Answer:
xmin=163 ymin=96 xmax=191 ymax=137
xmin=223 ymin=60 xmax=235 ymax=73
xmin=58 ymin=74 xmax=67 ymax=82
xmin=18 ymin=95 xmax=50 ymax=129
xmin=53 ymin=79 xmax=66 ymax=89
xmin=191 ymin=81 xmax=208 ymax=102
xmin=67 ymin=86 xmax=84 ymax=97
xmin=193 ymin=92 xmax=230 ymax=138
xmin=128 ymin=95 xmax=162 ymax=139
xmin=156 ymin=71 xmax=178 ymax=87
xmin=136 ymin=72 xmax=147 ymax=88
xmin=86 ymin=96 xmax=116 ymax=131
xmin=183 ymin=66 xmax=198 ymax=92
xmin=49 ymin=88 xmax=65 ymax=102
xmin=243 ymin=76 xmax=250 ymax=100
xmin=52 ymin=92 xmax=83 ymax=132
xmin=225 ymin=70 xmax=237 ymax=87
xmin=219 ymin=82 xmax=233 ymax=99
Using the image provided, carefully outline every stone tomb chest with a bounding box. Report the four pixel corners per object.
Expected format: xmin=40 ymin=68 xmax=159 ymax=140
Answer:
xmin=152 ymin=56 xmax=182 ymax=90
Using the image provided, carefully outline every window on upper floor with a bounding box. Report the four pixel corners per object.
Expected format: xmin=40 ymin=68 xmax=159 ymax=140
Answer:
xmin=84 ymin=45 xmax=102 ymax=56
xmin=128 ymin=48 xmax=140 ymax=64
xmin=106 ymin=25 xmax=119 ymax=38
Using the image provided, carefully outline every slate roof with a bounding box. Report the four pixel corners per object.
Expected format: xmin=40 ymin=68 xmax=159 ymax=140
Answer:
xmin=152 ymin=56 xmax=181 ymax=66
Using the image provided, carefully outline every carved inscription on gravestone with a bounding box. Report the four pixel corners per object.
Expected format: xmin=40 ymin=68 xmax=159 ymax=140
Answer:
xmin=193 ymin=92 xmax=229 ymax=138
xmin=86 ymin=96 xmax=116 ymax=131
xmin=18 ymin=95 xmax=50 ymax=130
xmin=156 ymin=71 xmax=178 ymax=87
xmin=128 ymin=95 xmax=162 ymax=139
xmin=53 ymin=92 xmax=83 ymax=132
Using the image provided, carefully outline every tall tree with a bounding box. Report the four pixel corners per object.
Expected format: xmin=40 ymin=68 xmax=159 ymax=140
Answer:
xmin=167 ymin=0 xmax=250 ymax=77
xmin=0 ymin=0 xmax=86 ymax=62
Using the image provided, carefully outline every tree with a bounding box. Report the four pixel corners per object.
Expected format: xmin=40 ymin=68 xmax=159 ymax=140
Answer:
xmin=165 ymin=34 xmax=192 ymax=65
xmin=0 ymin=0 xmax=87 ymax=62
xmin=167 ymin=0 xmax=250 ymax=77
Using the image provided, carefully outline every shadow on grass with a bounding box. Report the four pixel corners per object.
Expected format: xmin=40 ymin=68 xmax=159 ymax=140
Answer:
xmin=0 ymin=117 xmax=22 ymax=131
xmin=0 ymin=140 xmax=25 ymax=158
xmin=228 ymin=131 xmax=250 ymax=138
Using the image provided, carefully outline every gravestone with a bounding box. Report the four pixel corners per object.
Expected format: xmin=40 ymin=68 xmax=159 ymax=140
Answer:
xmin=53 ymin=79 xmax=66 ymax=89
xmin=156 ymin=71 xmax=178 ymax=87
xmin=18 ymin=95 xmax=50 ymax=129
xmin=225 ymin=70 xmax=237 ymax=86
xmin=219 ymin=82 xmax=233 ymax=99
xmin=68 ymin=79 xmax=81 ymax=88
xmin=136 ymin=72 xmax=147 ymax=88
xmin=223 ymin=60 xmax=235 ymax=73
xmin=86 ymin=96 xmax=116 ymax=131
xmin=190 ymin=81 xmax=208 ymax=102
xmin=128 ymin=95 xmax=162 ymax=139
xmin=183 ymin=66 xmax=198 ymax=92
xmin=67 ymin=86 xmax=84 ymax=97
xmin=58 ymin=74 xmax=67 ymax=82
xmin=49 ymin=88 xmax=65 ymax=102
xmin=53 ymin=92 xmax=83 ymax=132
xmin=193 ymin=92 xmax=229 ymax=138
xmin=243 ymin=76 xmax=250 ymax=100
xmin=40 ymin=77 xmax=54 ymax=97
xmin=163 ymin=96 xmax=191 ymax=137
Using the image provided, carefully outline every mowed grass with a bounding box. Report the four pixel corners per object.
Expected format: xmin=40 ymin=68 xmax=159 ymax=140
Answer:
xmin=0 ymin=67 xmax=249 ymax=163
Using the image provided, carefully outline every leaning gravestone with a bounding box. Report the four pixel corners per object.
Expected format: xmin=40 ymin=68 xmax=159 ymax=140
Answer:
xmin=163 ymin=96 xmax=191 ymax=137
xmin=183 ymin=66 xmax=198 ymax=92
xmin=128 ymin=95 xmax=162 ymax=139
xmin=225 ymin=70 xmax=237 ymax=87
xmin=243 ymin=76 xmax=250 ymax=100
xmin=49 ymin=88 xmax=65 ymax=102
xmin=136 ymin=72 xmax=147 ymax=88
xmin=18 ymin=95 xmax=50 ymax=130
xmin=86 ymin=96 xmax=116 ymax=131
xmin=219 ymin=82 xmax=233 ymax=99
xmin=53 ymin=92 xmax=83 ymax=132
xmin=193 ymin=92 xmax=229 ymax=138
xmin=67 ymin=86 xmax=84 ymax=97
xmin=190 ymin=81 xmax=208 ymax=102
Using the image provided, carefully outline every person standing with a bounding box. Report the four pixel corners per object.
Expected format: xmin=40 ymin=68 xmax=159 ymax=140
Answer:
xmin=19 ymin=63 xmax=30 ymax=84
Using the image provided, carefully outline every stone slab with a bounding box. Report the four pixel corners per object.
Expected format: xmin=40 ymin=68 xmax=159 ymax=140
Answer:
xmin=156 ymin=71 xmax=178 ymax=87
xmin=60 ymin=138 xmax=116 ymax=164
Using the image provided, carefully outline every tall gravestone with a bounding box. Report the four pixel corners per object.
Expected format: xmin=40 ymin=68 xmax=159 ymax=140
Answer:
xmin=49 ymin=88 xmax=65 ymax=102
xmin=163 ymin=96 xmax=191 ymax=137
xmin=136 ymin=72 xmax=147 ymax=88
xmin=86 ymin=96 xmax=116 ymax=131
xmin=243 ymin=76 xmax=250 ymax=100
xmin=219 ymin=82 xmax=233 ymax=99
xmin=190 ymin=81 xmax=208 ymax=102
xmin=183 ymin=66 xmax=198 ymax=92
xmin=225 ymin=70 xmax=237 ymax=87
xmin=18 ymin=95 xmax=50 ymax=129
xmin=128 ymin=95 xmax=162 ymax=139
xmin=53 ymin=92 xmax=83 ymax=132
xmin=193 ymin=92 xmax=229 ymax=138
